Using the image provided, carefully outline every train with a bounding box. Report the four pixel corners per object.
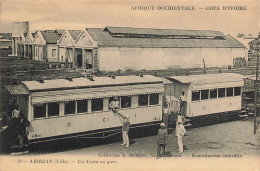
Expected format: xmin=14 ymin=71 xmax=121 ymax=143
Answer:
xmin=0 ymin=73 xmax=245 ymax=153
xmin=164 ymin=73 xmax=245 ymax=126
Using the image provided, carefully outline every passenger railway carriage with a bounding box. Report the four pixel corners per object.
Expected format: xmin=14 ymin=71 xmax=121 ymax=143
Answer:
xmin=165 ymin=73 xmax=245 ymax=124
xmin=3 ymin=75 xmax=164 ymax=149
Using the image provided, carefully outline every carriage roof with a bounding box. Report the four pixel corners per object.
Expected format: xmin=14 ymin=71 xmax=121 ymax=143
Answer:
xmin=168 ymin=73 xmax=244 ymax=85
xmin=167 ymin=73 xmax=245 ymax=90
xmin=22 ymin=75 xmax=163 ymax=91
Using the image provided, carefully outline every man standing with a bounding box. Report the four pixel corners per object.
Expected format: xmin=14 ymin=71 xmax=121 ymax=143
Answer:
xmin=176 ymin=121 xmax=186 ymax=153
xmin=179 ymin=91 xmax=187 ymax=116
xmin=163 ymin=103 xmax=170 ymax=129
xmin=109 ymin=97 xmax=120 ymax=113
xmin=157 ymin=123 xmax=168 ymax=157
xmin=117 ymin=113 xmax=130 ymax=147
xmin=12 ymin=105 xmax=20 ymax=119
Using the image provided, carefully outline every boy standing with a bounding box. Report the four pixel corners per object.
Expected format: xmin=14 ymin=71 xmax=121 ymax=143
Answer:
xmin=117 ymin=113 xmax=130 ymax=147
xmin=157 ymin=123 xmax=168 ymax=157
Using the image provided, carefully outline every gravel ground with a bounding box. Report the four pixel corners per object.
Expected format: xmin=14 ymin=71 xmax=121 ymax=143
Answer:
xmin=38 ymin=119 xmax=260 ymax=158
xmin=1 ymin=119 xmax=259 ymax=171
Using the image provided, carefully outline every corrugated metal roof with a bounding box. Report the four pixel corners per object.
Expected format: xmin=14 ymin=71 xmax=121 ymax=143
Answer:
xmin=168 ymin=73 xmax=245 ymax=85
xmin=22 ymin=75 xmax=163 ymax=91
xmin=41 ymin=30 xmax=61 ymax=44
xmin=68 ymin=30 xmax=81 ymax=40
xmin=87 ymin=28 xmax=245 ymax=48
xmin=106 ymin=27 xmax=225 ymax=37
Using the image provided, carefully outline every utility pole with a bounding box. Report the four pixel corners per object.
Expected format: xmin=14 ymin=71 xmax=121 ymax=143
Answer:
xmin=254 ymin=43 xmax=259 ymax=135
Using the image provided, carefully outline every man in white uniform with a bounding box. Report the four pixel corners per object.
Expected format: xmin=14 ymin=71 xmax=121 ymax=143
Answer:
xmin=176 ymin=121 xmax=186 ymax=153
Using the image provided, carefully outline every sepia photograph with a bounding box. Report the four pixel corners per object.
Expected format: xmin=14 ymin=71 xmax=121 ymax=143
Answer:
xmin=0 ymin=0 xmax=259 ymax=170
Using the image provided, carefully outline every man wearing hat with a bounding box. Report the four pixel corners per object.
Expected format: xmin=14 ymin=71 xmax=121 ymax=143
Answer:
xmin=157 ymin=123 xmax=168 ymax=157
xmin=176 ymin=120 xmax=186 ymax=153
xmin=117 ymin=113 xmax=130 ymax=147
xmin=109 ymin=97 xmax=120 ymax=113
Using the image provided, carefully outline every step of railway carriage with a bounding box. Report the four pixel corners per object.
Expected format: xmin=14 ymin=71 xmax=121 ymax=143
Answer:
xmin=247 ymin=113 xmax=255 ymax=118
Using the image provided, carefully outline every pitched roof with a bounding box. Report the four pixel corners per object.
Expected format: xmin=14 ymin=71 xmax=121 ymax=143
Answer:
xmin=0 ymin=33 xmax=12 ymax=40
xmin=41 ymin=30 xmax=61 ymax=44
xmin=68 ymin=30 xmax=81 ymax=40
xmin=55 ymin=29 xmax=65 ymax=35
xmin=86 ymin=27 xmax=245 ymax=48
xmin=105 ymin=26 xmax=225 ymax=37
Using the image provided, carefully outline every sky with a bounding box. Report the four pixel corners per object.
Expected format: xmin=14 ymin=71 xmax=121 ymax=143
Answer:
xmin=0 ymin=0 xmax=259 ymax=36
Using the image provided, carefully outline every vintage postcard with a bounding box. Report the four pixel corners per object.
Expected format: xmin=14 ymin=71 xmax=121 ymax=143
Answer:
xmin=0 ymin=0 xmax=259 ymax=170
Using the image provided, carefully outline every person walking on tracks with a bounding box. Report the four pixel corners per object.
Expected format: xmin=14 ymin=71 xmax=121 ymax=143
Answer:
xmin=157 ymin=123 xmax=168 ymax=157
xmin=176 ymin=120 xmax=186 ymax=153
xmin=117 ymin=113 xmax=130 ymax=148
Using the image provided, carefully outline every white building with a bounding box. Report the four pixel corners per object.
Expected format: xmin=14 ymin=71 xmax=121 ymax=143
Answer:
xmin=72 ymin=27 xmax=246 ymax=71
xmin=57 ymin=30 xmax=81 ymax=67
xmin=32 ymin=30 xmax=64 ymax=62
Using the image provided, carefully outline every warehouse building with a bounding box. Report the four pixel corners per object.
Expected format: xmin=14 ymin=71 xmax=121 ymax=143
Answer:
xmin=72 ymin=27 xmax=246 ymax=71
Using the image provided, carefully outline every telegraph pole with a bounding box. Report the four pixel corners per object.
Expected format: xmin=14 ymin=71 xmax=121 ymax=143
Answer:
xmin=254 ymin=44 xmax=259 ymax=134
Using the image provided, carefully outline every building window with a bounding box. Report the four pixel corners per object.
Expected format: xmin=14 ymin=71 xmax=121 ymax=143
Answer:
xmin=77 ymin=100 xmax=88 ymax=113
xmin=121 ymin=96 xmax=131 ymax=108
xmin=138 ymin=94 xmax=148 ymax=106
xmin=52 ymin=49 xmax=56 ymax=57
xmin=34 ymin=104 xmax=46 ymax=118
xmin=201 ymin=90 xmax=209 ymax=100
xmin=65 ymin=101 xmax=75 ymax=115
xmin=218 ymin=88 xmax=225 ymax=98
xmin=48 ymin=102 xmax=59 ymax=117
xmin=192 ymin=91 xmax=200 ymax=101
xmin=210 ymin=89 xmax=217 ymax=99
xmin=234 ymin=87 xmax=241 ymax=96
xmin=92 ymin=98 xmax=103 ymax=112
xmin=226 ymin=87 xmax=233 ymax=97
xmin=149 ymin=93 xmax=159 ymax=105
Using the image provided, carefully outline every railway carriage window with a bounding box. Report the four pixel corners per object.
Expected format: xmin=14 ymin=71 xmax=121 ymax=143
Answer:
xmin=210 ymin=89 xmax=217 ymax=99
xmin=121 ymin=96 xmax=131 ymax=108
xmin=77 ymin=100 xmax=88 ymax=113
xmin=138 ymin=94 xmax=148 ymax=106
xmin=92 ymin=98 xmax=103 ymax=112
xmin=218 ymin=88 xmax=225 ymax=98
xmin=65 ymin=101 xmax=76 ymax=115
xmin=226 ymin=87 xmax=233 ymax=97
xmin=192 ymin=91 xmax=200 ymax=101
xmin=149 ymin=93 xmax=159 ymax=105
xmin=48 ymin=102 xmax=59 ymax=117
xmin=34 ymin=104 xmax=46 ymax=118
xmin=234 ymin=87 xmax=241 ymax=96
xmin=201 ymin=90 xmax=209 ymax=100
